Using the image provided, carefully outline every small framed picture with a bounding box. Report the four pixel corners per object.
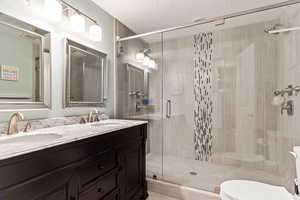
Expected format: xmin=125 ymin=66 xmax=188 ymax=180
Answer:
xmin=0 ymin=65 xmax=19 ymax=81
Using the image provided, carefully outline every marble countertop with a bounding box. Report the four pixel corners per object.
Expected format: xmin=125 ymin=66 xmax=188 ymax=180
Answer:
xmin=0 ymin=119 xmax=147 ymax=161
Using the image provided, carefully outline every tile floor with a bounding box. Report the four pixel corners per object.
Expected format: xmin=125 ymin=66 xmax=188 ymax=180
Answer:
xmin=148 ymin=192 xmax=179 ymax=200
xmin=147 ymin=153 xmax=281 ymax=192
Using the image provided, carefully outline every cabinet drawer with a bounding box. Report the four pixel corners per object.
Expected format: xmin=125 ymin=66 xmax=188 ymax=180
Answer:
xmin=79 ymin=173 xmax=118 ymax=200
xmin=78 ymin=150 xmax=117 ymax=187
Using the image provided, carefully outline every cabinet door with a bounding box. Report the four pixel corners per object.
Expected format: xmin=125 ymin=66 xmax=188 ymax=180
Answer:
xmin=120 ymin=140 xmax=144 ymax=200
xmin=0 ymin=166 xmax=79 ymax=200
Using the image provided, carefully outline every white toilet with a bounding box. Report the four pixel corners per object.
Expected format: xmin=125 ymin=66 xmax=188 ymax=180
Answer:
xmin=220 ymin=180 xmax=293 ymax=200
xmin=220 ymin=146 xmax=300 ymax=200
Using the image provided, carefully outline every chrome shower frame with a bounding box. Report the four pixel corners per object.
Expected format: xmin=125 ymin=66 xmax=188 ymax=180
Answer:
xmin=117 ymin=0 xmax=300 ymax=42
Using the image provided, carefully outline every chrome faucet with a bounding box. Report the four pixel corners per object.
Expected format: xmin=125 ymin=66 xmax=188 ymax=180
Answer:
xmin=87 ymin=109 xmax=100 ymax=123
xmin=80 ymin=109 xmax=101 ymax=124
xmin=7 ymin=112 xmax=25 ymax=135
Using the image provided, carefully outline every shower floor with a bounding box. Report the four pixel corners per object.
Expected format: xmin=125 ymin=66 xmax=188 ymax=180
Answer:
xmin=146 ymin=153 xmax=283 ymax=192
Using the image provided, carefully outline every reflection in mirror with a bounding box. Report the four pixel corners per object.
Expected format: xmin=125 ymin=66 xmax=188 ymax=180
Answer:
xmin=0 ymin=12 xmax=51 ymax=110
xmin=127 ymin=64 xmax=146 ymax=97
xmin=65 ymin=39 xmax=107 ymax=107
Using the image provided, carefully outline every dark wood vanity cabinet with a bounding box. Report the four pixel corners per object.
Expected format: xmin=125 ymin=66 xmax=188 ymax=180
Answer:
xmin=0 ymin=124 xmax=148 ymax=200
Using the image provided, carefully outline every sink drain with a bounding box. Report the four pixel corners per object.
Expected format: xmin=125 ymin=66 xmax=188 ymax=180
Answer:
xmin=190 ymin=171 xmax=198 ymax=176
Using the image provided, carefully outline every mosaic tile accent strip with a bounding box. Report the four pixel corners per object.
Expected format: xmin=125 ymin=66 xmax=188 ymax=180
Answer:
xmin=193 ymin=32 xmax=213 ymax=161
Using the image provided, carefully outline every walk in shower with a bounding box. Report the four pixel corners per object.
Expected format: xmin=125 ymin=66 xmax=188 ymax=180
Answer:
xmin=116 ymin=1 xmax=300 ymax=193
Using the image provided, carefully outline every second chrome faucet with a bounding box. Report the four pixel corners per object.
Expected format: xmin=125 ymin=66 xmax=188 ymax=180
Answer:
xmin=80 ymin=109 xmax=101 ymax=124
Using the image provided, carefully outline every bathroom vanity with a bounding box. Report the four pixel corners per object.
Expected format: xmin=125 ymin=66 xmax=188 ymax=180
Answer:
xmin=0 ymin=120 xmax=147 ymax=200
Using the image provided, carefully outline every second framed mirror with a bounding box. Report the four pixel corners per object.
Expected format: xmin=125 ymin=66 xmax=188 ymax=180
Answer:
xmin=64 ymin=39 xmax=108 ymax=108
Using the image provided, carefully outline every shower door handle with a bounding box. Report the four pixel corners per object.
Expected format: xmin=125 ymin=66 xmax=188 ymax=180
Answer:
xmin=166 ymin=100 xmax=172 ymax=118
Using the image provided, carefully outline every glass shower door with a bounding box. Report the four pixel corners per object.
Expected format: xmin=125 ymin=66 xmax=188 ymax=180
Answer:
xmin=160 ymin=3 xmax=300 ymax=193
xmin=161 ymin=30 xmax=209 ymax=189
xmin=116 ymin=2 xmax=300 ymax=194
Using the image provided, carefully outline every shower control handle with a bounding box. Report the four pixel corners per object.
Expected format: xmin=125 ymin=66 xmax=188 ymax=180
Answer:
xmin=166 ymin=100 xmax=172 ymax=118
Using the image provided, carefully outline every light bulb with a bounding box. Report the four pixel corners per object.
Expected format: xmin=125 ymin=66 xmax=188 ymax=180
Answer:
xmin=89 ymin=25 xmax=102 ymax=41
xmin=148 ymin=59 xmax=156 ymax=69
xmin=136 ymin=53 xmax=144 ymax=62
xmin=143 ymin=56 xmax=150 ymax=65
xmin=70 ymin=14 xmax=86 ymax=33
xmin=43 ymin=0 xmax=62 ymax=22
xmin=25 ymin=0 xmax=30 ymax=6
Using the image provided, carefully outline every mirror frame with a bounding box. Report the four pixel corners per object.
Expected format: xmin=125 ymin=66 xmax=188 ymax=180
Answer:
xmin=64 ymin=39 xmax=108 ymax=108
xmin=0 ymin=12 xmax=51 ymax=110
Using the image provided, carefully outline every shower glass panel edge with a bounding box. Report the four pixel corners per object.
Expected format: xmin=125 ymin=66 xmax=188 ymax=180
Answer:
xmin=115 ymin=25 xmax=165 ymax=180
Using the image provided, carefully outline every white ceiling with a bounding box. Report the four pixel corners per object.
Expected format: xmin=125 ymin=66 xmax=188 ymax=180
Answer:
xmin=92 ymin=0 xmax=286 ymax=34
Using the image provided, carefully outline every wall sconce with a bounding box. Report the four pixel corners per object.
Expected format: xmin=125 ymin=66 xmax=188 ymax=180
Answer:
xmin=43 ymin=0 xmax=63 ymax=22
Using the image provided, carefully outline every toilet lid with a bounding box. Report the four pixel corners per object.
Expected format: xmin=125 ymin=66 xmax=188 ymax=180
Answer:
xmin=220 ymin=180 xmax=293 ymax=200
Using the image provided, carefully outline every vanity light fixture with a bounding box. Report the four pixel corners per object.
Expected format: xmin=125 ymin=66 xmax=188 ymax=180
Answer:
xmin=70 ymin=13 xmax=85 ymax=33
xmin=60 ymin=0 xmax=102 ymax=40
xmin=43 ymin=0 xmax=103 ymax=41
xmin=43 ymin=0 xmax=63 ymax=22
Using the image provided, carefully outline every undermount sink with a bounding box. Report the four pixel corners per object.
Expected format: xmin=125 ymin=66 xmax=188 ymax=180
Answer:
xmin=0 ymin=133 xmax=62 ymax=145
xmin=90 ymin=121 xmax=126 ymax=127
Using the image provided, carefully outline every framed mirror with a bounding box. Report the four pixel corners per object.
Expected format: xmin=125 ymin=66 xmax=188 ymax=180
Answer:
xmin=0 ymin=12 xmax=51 ymax=110
xmin=65 ymin=39 xmax=108 ymax=107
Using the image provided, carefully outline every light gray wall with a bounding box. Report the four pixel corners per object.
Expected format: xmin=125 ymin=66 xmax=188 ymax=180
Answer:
xmin=0 ymin=0 xmax=115 ymax=122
